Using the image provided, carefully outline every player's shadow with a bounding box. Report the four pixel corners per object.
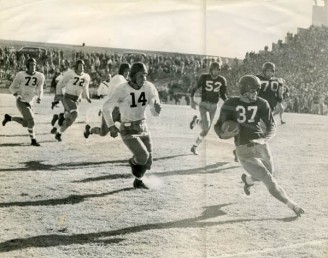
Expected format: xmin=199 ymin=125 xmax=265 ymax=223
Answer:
xmin=0 ymin=188 xmax=133 ymax=208
xmin=0 ymin=154 xmax=192 ymax=173
xmin=74 ymin=161 xmax=238 ymax=183
xmin=0 ymin=203 xmax=298 ymax=253
xmin=0 ymin=160 xmax=126 ymax=172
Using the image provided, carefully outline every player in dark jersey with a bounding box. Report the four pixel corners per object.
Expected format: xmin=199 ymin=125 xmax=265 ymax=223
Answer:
xmin=256 ymin=62 xmax=284 ymax=116
xmin=273 ymin=83 xmax=289 ymax=124
xmin=189 ymin=61 xmax=228 ymax=155
xmin=213 ymin=74 xmax=304 ymax=217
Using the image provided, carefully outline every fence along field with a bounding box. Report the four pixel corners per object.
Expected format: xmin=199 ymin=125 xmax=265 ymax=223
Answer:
xmin=0 ymin=94 xmax=327 ymax=258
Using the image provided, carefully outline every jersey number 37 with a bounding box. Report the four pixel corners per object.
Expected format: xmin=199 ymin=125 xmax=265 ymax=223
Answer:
xmin=236 ymin=105 xmax=258 ymax=123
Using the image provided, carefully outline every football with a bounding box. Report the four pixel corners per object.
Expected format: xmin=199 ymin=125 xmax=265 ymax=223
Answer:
xmin=220 ymin=120 xmax=240 ymax=139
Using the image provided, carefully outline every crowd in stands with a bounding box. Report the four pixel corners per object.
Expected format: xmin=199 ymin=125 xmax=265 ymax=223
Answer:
xmin=0 ymin=25 xmax=327 ymax=115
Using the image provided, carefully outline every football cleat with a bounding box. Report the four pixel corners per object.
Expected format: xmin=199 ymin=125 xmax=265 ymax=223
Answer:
xmin=84 ymin=124 xmax=91 ymax=139
xmin=281 ymin=121 xmax=286 ymax=125
xmin=241 ymin=174 xmax=253 ymax=195
xmin=190 ymin=145 xmax=199 ymax=155
xmin=31 ymin=139 xmax=41 ymax=146
xmin=190 ymin=115 xmax=198 ymax=129
xmin=50 ymin=127 xmax=57 ymax=134
xmin=2 ymin=114 xmax=12 ymax=126
xmin=58 ymin=113 xmax=65 ymax=126
xmin=133 ymin=178 xmax=149 ymax=189
xmin=55 ymin=133 xmax=62 ymax=142
xmin=51 ymin=114 xmax=59 ymax=126
xmin=292 ymin=205 xmax=305 ymax=217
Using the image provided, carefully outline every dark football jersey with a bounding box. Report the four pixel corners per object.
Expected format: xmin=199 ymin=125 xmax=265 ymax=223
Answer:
xmin=192 ymin=73 xmax=227 ymax=103
xmin=214 ymin=97 xmax=276 ymax=146
xmin=256 ymin=74 xmax=283 ymax=110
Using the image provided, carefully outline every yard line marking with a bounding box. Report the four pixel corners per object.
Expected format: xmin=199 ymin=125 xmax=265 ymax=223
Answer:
xmin=215 ymin=239 xmax=327 ymax=257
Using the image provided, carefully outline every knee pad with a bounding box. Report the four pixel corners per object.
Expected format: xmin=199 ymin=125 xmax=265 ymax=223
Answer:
xmin=65 ymin=110 xmax=78 ymax=126
xmin=135 ymin=151 xmax=149 ymax=165
xmin=26 ymin=118 xmax=35 ymax=128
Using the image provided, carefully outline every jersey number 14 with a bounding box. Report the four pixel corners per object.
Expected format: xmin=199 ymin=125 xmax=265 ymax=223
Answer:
xmin=130 ymin=92 xmax=147 ymax=107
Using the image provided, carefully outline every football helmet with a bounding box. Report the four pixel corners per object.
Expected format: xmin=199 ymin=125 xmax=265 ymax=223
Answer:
xmin=239 ymin=75 xmax=261 ymax=95
xmin=25 ymin=58 xmax=36 ymax=67
xmin=262 ymin=62 xmax=275 ymax=73
xmin=118 ymin=62 xmax=131 ymax=76
xmin=129 ymin=62 xmax=148 ymax=80
xmin=75 ymin=59 xmax=85 ymax=69
xmin=209 ymin=61 xmax=222 ymax=73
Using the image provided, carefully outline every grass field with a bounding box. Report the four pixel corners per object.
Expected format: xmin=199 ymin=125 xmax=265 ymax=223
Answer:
xmin=0 ymin=93 xmax=327 ymax=258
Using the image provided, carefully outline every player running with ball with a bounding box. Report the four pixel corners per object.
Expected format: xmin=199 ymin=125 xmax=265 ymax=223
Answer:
xmin=214 ymin=74 xmax=304 ymax=217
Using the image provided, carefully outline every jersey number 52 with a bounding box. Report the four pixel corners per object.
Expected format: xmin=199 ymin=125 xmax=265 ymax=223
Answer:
xmin=205 ymin=81 xmax=222 ymax=92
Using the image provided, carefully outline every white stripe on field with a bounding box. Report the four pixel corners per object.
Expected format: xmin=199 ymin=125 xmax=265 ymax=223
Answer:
xmin=213 ymin=239 xmax=327 ymax=258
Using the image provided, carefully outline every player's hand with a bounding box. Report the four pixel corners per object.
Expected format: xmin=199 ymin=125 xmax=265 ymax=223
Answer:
xmin=109 ymin=125 xmax=119 ymax=138
xmin=154 ymin=100 xmax=161 ymax=114
xmin=219 ymin=127 xmax=239 ymax=139
xmin=15 ymin=95 xmax=22 ymax=101
xmin=251 ymin=138 xmax=265 ymax=145
xmin=191 ymin=100 xmax=197 ymax=110
xmin=36 ymin=97 xmax=41 ymax=104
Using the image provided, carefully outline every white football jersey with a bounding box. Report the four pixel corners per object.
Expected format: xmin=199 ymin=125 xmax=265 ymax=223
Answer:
xmin=9 ymin=71 xmax=45 ymax=104
xmin=103 ymin=81 xmax=160 ymax=127
xmin=56 ymin=70 xmax=91 ymax=99
xmin=107 ymin=74 xmax=127 ymax=96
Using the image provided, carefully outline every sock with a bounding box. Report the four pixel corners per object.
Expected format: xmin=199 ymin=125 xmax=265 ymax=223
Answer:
xmin=287 ymin=201 xmax=297 ymax=209
xmin=28 ymin=127 xmax=35 ymax=139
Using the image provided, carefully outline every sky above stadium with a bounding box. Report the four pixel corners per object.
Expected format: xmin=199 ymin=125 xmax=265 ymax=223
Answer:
xmin=0 ymin=0 xmax=315 ymax=59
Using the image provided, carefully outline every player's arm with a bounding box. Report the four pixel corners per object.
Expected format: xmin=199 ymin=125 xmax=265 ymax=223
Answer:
xmin=260 ymin=101 xmax=276 ymax=142
xmin=55 ymin=72 xmax=69 ymax=96
xmin=219 ymin=77 xmax=228 ymax=101
xmin=277 ymin=78 xmax=284 ymax=103
xmin=9 ymin=73 xmax=21 ymax=97
xmin=35 ymin=73 xmax=45 ymax=103
xmin=102 ymin=87 xmax=121 ymax=128
xmin=83 ymin=75 xmax=92 ymax=103
xmin=214 ymin=102 xmax=231 ymax=138
xmin=149 ymin=84 xmax=161 ymax=116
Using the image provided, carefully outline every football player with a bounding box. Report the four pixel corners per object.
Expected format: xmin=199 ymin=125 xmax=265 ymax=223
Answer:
xmin=102 ymin=62 xmax=161 ymax=189
xmin=189 ymin=60 xmax=228 ymax=155
xmin=84 ymin=63 xmax=131 ymax=139
xmin=256 ymin=62 xmax=284 ymax=117
xmin=97 ymin=73 xmax=111 ymax=99
xmin=53 ymin=59 xmax=91 ymax=142
xmin=273 ymin=83 xmax=289 ymax=124
xmin=2 ymin=58 xmax=45 ymax=146
xmin=214 ymin=75 xmax=304 ymax=217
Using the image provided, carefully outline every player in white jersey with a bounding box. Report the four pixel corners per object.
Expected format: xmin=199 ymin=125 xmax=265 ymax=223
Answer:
xmin=52 ymin=59 xmax=91 ymax=142
xmin=102 ymin=62 xmax=162 ymax=189
xmin=2 ymin=58 xmax=45 ymax=146
xmin=97 ymin=73 xmax=111 ymax=98
xmin=84 ymin=63 xmax=130 ymax=138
